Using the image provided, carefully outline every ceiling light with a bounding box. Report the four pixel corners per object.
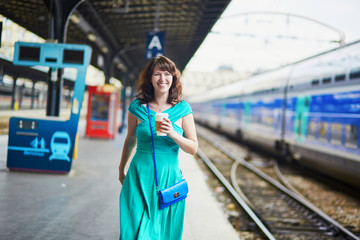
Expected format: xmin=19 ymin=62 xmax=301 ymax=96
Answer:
xmin=87 ymin=33 xmax=97 ymax=42
xmin=101 ymin=46 xmax=109 ymax=54
xmin=69 ymin=14 xmax=80 ymax=24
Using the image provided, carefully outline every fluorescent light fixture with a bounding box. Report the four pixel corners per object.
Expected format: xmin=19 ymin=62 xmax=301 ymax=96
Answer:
xmin=69 ymin=14 xmax=80 ymax=24
xmin=87 ymin=33 xmax=97 ymax=42
xmin=101 ymin=46 xmax=109 ymax=53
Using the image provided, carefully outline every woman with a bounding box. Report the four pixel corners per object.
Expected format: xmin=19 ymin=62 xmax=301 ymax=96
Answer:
xmin=118 ymin=56 xmax=198 ymax=240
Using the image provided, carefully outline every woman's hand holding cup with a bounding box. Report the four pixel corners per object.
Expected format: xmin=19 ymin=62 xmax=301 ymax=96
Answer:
xmin=155 ymin=113 xmax=169 ymax=136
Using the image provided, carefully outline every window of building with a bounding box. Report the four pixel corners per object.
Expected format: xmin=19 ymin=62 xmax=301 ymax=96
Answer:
xmin=330 ymin=123 xmax=342 ymax=145
xmin=319 ymin=122 xmax=329 ymax=142
xmin=345 ymin=124 xmax=358 ymax=149
xmin=307 ymin=121 xmax=317 ymax=139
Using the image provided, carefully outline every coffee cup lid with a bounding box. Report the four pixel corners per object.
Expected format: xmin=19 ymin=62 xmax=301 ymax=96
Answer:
xmin=155 ymin=112 xmax=168 ymax=116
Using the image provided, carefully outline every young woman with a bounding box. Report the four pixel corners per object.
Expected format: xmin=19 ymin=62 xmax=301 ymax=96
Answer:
xmin=118 ymin=56 xmax=198 ymax=240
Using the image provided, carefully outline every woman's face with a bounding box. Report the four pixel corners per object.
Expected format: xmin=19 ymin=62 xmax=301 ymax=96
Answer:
xmin=151 ymin=65 xmax=173 ymax=94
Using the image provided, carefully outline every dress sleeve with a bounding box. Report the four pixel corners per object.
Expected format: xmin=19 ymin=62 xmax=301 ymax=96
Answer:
xmin=128 ymin=99 xmax=146 ymax=121
xmin=180 ymin=100 xmax=193 ymax=117
xmin=170 ymin=100 xmax=193 ymax=122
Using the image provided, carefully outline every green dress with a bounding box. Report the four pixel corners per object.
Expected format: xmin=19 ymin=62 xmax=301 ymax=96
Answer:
xmin=119 ymin=99 xmax=192 ymax=240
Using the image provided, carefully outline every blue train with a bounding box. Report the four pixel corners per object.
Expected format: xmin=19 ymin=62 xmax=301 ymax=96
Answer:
xmin=189 ymin=40 xmax=360 ymax=188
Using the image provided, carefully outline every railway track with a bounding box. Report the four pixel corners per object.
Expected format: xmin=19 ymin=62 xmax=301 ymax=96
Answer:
xmin=196 ymin=125 xmax=359 ymax=240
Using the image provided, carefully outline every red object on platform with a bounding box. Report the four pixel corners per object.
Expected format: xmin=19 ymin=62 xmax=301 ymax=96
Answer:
xmin=85 ymin=85 xmax=120 ymax=139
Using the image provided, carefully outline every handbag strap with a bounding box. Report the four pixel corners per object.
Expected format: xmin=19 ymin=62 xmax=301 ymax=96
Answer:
xmin=147 ymin=103 xmax=159 ymax=192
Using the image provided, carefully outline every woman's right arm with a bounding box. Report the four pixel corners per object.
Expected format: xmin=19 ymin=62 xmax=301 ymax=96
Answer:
xmin=118 ymin=112 xmax=138 ymax=184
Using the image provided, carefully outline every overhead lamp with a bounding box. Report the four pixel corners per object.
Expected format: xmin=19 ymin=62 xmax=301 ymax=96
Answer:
xmin=97 ymin=55 xmax=104 ymax=68
xmin=87 ymin=33 xmax=97 ymax=42
xmin=69 ymin=14 xmax=80 ymax=24
xmin=116 ymin=62 xmax=124 ymax=69
xmin=116 ymin=62 xmax=127 ymax=72
xmin=101 ymin=46 xmax=109 ymax=54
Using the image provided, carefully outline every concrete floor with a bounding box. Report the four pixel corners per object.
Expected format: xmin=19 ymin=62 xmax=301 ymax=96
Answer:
xmin=0 ymin=121 xmax=239 ymax=240
xmin=0 ymin=122 xmax=122 ymax=240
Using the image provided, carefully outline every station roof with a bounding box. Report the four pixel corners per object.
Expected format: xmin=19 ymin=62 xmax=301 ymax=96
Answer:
xmin=0 ymin=0 xmax=231 ymax=83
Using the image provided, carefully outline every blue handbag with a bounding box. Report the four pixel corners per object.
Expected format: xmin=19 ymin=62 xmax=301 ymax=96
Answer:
xmin=147 ymin=103 xmax=189 ymax=209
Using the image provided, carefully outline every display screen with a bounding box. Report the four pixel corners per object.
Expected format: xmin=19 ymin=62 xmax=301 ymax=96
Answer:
xmin=63 ymin=49 xmax=84 ymax=64
xmin=19 ymin=46 xmax=40 ymax=62
xmin=90 ymin=94 xmax=109 ymax=121
xmin=17 ymin=120 xmax=38 ymax=130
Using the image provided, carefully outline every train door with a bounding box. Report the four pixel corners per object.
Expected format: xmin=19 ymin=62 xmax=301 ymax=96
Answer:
xmin=219 ymin=100 xmax=226 ymax=130
xmin=237 ymin=97 xmax=243 ymax=132
xmin=293 ymin=95 xmax=311 ymax=142
xmin=243 ymin=101 xmax=251 ymax=127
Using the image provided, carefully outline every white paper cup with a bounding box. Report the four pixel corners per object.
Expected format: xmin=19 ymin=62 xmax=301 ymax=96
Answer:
xmin=155 ymin=113 xmax=168 ymax=136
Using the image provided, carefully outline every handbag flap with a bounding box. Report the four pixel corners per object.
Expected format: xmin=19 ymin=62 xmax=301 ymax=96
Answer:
xmin=159 ymin=179 xmax=188 ymax=203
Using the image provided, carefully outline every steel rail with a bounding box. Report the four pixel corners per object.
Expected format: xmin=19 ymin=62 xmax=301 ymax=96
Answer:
xmin=199 ymin=132 xmax=360 ymax=240
xmin=230 ymin=160 xmax=259 ymax=213
xmin=230 ymin=159 xmax=274 ymax=231
xmin=197 ymin=148 xmax=276 ymax=240
xmin=273 ymin=162 xmax=307 ymax=200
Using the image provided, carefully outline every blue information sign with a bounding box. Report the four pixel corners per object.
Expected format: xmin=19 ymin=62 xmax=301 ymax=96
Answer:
xmin=7 ymin=42 xmax=92 ymax=173
xmin=146 ymin=31 xmax=165 ymax=59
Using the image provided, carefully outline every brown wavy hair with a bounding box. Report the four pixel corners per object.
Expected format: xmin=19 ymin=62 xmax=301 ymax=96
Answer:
xmin=136 ymin=56 xmax=182 ymax=105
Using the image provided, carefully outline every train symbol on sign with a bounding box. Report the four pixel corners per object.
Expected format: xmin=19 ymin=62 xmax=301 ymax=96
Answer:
xmin=49 ymin=131 xmax=71 ymax=162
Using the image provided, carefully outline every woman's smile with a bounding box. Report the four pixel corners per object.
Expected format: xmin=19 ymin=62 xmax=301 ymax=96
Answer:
xmin=157 ymin=82 xmax=169 ymax=88
xmin=152 ymin=65 xmax=173 ymax=93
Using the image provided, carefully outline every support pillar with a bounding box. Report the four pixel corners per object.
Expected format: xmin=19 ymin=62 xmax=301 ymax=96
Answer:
xmin=119 ymin=73 xmax=127 ymax=133
xmin=10 ymin=76 xmax=18 ymax=110
xmin=46 ymin=0 xmax=83 ymax=116
xmin=31 ymin=79 xmax=36 ymax=109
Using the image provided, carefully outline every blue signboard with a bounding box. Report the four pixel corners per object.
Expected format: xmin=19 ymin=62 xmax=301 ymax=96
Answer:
xmin=146 ymin=31 xmax=165 ymax=59
xmin=7 ymin=42 xmax=92 ymax=173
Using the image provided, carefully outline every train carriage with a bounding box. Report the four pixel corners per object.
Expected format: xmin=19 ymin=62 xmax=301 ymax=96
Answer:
xmin=189 ymin=40 xmax=360 ymax=187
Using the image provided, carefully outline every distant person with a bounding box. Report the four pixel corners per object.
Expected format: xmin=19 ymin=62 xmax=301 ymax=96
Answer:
xmin=118 ymin=56 xmax=198 ymax=239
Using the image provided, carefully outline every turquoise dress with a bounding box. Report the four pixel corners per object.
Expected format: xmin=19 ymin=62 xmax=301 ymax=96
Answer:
xmin=119 ymin=99 xmax=193 ymax=240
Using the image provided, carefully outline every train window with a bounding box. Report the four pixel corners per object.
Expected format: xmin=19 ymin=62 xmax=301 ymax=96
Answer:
xmin=54 ymin=137 xmax=68 ymax=144
xmin=330 ymin=123 xmax=342 ymax=145
xmin=322 ymin=77 xmax=331 ymax=84
xmin=350 ymin=67 xmax=360 ymax=80
xmin=307 ymin=121 xmax=317 ymax=139
xmin=228 ymin=112 xmax=236 ymax=120
xmin=311 ymin=79 xmax=320 ymax=86
xmin=319 ymin=122 xmax=329 ymax=142
xmin=345 ymin=124 xmax=358 ymax=149
xmin=261 ymin=116 xmax=273 ymax=126
xmin=335 ymin=74 xmax=346 ymax=82
xmin=251 ymin=115 xmax=261 ymax=123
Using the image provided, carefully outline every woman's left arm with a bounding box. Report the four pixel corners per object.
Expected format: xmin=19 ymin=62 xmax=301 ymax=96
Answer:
xmin=161 ymin=113 xmax=198 ymax=155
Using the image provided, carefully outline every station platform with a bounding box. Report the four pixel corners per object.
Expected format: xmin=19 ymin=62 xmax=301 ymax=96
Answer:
xmin=0 ymin=120 xmax=239 ymax=240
